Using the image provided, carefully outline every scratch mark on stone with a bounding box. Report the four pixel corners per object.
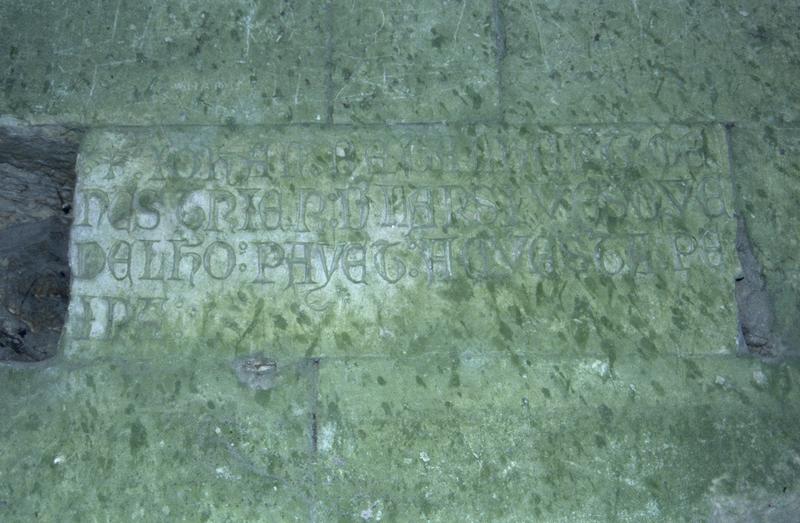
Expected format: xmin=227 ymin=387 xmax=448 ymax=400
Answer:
xmin=134 ymin=6 xmax=154 ymax=50
xmin=89 ymin=65 xmax=98 ymax=98
xmin=528 ymin=0 xmax=550 ymax=71
xmin=111 ymin=0 xmax=121 ymax=41
xmin=631 ymin=0 xmax=644 ymax=40
xmin=243 ymin=8 xmax=255 ymax=59
xmin=235 ymin=298 xmax=264 ymax=352
xmin=453 ymin=1 xmax=466 ymax=42
xmin=370 ymin=8 xmax=386 ymax=40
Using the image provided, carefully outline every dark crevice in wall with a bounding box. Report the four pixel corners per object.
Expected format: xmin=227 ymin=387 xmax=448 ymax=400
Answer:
xmin=734 ymin=214 xmax=778 ymax=357
xmin=724 ymin=123 xmax=782 ymax=360
xmin=0 ymin=122 xmax=84 ymax=362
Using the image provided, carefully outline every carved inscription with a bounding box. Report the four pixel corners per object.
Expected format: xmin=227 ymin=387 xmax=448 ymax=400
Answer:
xmin=69 ymin=126 xmax=734 ymax=340
xmin=72 ymin=181 xmax=729 ymax=283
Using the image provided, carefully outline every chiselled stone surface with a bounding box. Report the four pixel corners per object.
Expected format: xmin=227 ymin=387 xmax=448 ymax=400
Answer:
xmin=0 ymin=1 xmax=326 ymax=125
xmin=67 ymin=124 xmax=737 ymax=361
xmin=501 ymin=0 xmax=800 ymax=124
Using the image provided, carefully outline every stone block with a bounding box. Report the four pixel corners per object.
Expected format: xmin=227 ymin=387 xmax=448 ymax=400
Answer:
xmin=65 ymin=124 xmax=737 ymax=363
xmin=501 ymin=0 xmax=800 ymax=124
xmin=331 ymin=0 xmax=498 ymax=123
xmin=0 ymin=1 xmax=327 ymax=124
xmin=0 ymin=358 xmax=315 ymax=520
xmin=313 ymin=354 xmax=800 ymax=520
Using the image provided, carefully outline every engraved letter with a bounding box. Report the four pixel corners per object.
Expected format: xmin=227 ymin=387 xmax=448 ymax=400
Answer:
xmin=422 ymin=238 xmax=454 ymax=283
xmin=203 ymin=241 xmax=236 ymax=280
xmin=76 ymin=189 xmax=110 ymax=227
xmin=408 ymin=187 xmax=436 ymax=229
xmin=73 ymin=242 xmax=106 ymax=280
xmin=372 ymin=241 xmax=406 ymax=284
xmin=108 ymin=241 xmax=133 ymax=283
xmin=342 ymin=243 xmax=367 ymax=284
xmin=168 ymin=240 xmax=202 ymax=284
xmin=252 ymin=241 xmax=284 ymax=284
xmin=285 ymin=242 xmax=316 ymax=287
xmin=672 ymin=233 xmax=697 ymax=271
xmin=140 ymin=240 xmax=166 ymax=281
xmin=461 ymin=236 xmax=492 ymax=280
xmin=135 ymin=188 xmax=161 ymax=230
xmin=296 ymin=189 xmax=327 ymax=233
xmin=207 ymin=190 xmax=237 ymax=232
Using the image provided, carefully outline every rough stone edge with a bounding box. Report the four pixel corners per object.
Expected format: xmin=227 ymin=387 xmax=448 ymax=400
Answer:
xmin=725 ymin=122 xmax=793 ymax=362
xmin=0 ymin=115 xmax=84 ymax=363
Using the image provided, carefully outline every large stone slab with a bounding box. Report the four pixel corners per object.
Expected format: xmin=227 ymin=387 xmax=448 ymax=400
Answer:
xmin=0 ymin=0 xmax=327 ymax=125
xmin=66 ymin=124 xmax=738 ymax=363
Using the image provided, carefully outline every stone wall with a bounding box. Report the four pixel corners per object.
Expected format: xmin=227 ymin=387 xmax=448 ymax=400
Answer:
xmin=1 ymin=1 xmax=799 ymax=520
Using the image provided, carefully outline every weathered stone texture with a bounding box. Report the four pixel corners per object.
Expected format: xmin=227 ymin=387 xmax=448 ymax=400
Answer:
xmin=0 ymin=123 xmax=81 ymax=361
xmin=1 ymin=0 xmax=800 ymax=520
xmin=732 ymin=125 xmax=800 ymax=356
xmin=0 ymin=1 xmax=327 ymax=124
xmin=66 ymin=125 xmax=737 ymax=361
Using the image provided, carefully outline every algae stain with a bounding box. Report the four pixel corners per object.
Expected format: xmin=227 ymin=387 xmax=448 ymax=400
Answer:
xmin=509 ymin=304 xmax=524 ymax=327
xmin=682 ymin=359 xmax=703 ymax=380
xmin=438 ymin=279 xmax=474 ymax=301
xmin=255 ymin=389 xmax=271 ymax=407
xmin=651 ymin=380 xmax=666 ymax=397
xmin=573 ymin=323 xmax=589 ymax=349
xmin=129 ymin=419 xmax=148 ymax=453
xmin=465 ymin=85 xmax=483 ymax=110
xmin=594 ymin=434 xmax=607 ymax=448
xmin=597 ymin=403 xmax=613 ymax=425
xmin=334 ymin=331 xmax=353 ymax=351
xmin=498 ymin=319 xmax=513 ymax=341
xmin=272 ymin=314 xmax=288 ymax=330
xmin=449 ymin=371 xmax=461 ymax=388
